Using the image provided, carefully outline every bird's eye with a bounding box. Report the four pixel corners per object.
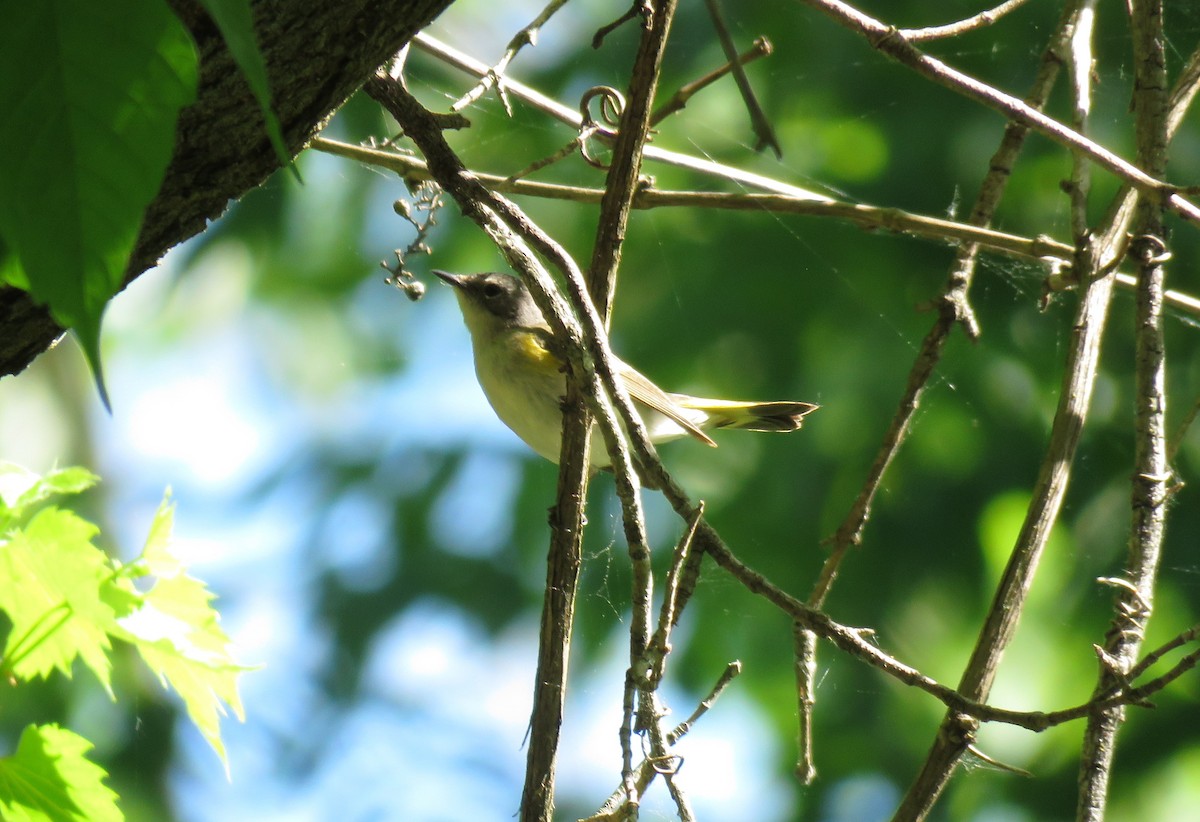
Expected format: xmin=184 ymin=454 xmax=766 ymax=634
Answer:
xmin=482 ymin=283 xmax=504 ymax=299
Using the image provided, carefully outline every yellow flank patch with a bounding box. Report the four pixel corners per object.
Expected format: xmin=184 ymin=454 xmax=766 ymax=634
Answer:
xmin=513 ymin=331 xmax=562 ymax=376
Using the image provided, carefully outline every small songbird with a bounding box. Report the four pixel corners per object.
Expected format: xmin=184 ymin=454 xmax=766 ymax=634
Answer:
xmin=433 ymin=270 xmax=818 ymax=469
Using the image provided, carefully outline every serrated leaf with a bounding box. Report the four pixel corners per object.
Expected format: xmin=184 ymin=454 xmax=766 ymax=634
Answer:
xmin=0 ymin=724 xmax=121 ymax=822
xmin=0 ymin=509 xmax=117 ymax=691
xmin=0 ymin=0 xmax=198 ymax=404
xmin=136 ymin=492 xmax=182 ymax=579
xmin=113 ymin=502 xmax=249 ymax=769
xmin=118 ymin=573 xmax=249 ymax=770
xmin=197 ymin=0 xmax=297 ymax=178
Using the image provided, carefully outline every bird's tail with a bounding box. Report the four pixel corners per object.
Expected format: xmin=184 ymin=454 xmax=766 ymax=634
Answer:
xmin=671 ymin=396 xmax=819 ymax=433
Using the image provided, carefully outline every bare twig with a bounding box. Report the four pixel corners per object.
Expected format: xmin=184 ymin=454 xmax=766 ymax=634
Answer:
xmin=582 ymin=5 xmax=685 ymax=815
xmin=390 ymin=19 xmax=692 ymax=818
xmin=313 ymin=136 xmax=1200 ymax=321
xmin=585 ymin=661 xmax=743 ymax=821
xmin=796 ymin=0 xmax=1086 ymax=784
xmin=412 ymin=32 xmax=832 ymax=201
xmin=793 ymin=623 xmax=819 ymax=783
xmin=650 ymin=37 xmax=772 ymax=126
xmin=646 ymin=504 xmax=704 ymax=686
xmin=894 ymin=30 xmax=1121 ymax=822
xmin=1078 ymin=1 xmax=1172 ymax=816
xmin=505 ymin=86 xmax=624 ymax=183
xmin=899 ymin=0 xmax=1034 ymax=42
xmin=589 ymin=0 xmax=677 ymax=320
xmin=592 ymin=2 xmax=645 ymax=50
xmin=1066 ymin=1 xmax=1098 ymax=248
xmin=360 ymin=25 xmax=1200 ymax=818
xmin=702 ymin=0 xmax=781 ymax=157
xmin=451 ymin=0 xmax=572 ymax=113
xmin=793 ymin=0 xmax=1200 ymax=225
xmin=367 ymin=83 xmax=1198 ymax=767
xmin=699 ymin=533 xmax=1198 ymax=731
xmin=896 ymin=9 xmax=1200 ymax=818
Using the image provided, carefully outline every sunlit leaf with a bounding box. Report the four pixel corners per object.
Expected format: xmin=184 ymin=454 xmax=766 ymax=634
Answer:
xmin=113 ymin=498 xmax=250 ymax=769
xmin=0 ymin=463 xmax=99 ymax=521
xmin=0 ymin=724 xmax=121 ymax=822
xmin=0 ymin=509 xmax=117 ymax=691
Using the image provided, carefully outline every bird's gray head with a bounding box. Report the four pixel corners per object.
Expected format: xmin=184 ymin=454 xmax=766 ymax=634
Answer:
xmin=433 ymin=270 xmax=547 ymax=337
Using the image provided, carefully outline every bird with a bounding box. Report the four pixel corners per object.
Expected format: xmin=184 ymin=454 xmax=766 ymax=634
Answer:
xmin=433 ymin=270 xmax=818 ymax=469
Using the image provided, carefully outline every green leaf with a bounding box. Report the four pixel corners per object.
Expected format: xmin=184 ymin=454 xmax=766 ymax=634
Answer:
xmin=0 ymin=462 xmax=99 ymax=521
xmin=0 ymin=509 xmax=117 ymax=691
xmin=0 ymin=0 xmax=198 ymax=404
xmin=113 ymin=497 xmax=250 ymax=769
xmin=197 ymin=0 xmax=298 ymax=179
xmin=134 ymin=491 xmax=183 ymax=579
xmin=0 ymin=724 xmax=121 ymax=822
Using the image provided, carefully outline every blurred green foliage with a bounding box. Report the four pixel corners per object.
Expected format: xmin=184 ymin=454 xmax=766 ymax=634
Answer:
xmin=4 ymin=0 xmax=1200 ymax=819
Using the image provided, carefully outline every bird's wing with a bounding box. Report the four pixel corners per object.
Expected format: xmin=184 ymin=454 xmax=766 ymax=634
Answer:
xmin=616 ymin=362 xmax=717 ymax=447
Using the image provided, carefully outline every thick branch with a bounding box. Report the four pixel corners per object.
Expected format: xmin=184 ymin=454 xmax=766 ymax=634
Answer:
xmin=1077 ymin=1 xmax=1171 ymax=816
xmin=1 ymin=0 xmax=454 ymax=379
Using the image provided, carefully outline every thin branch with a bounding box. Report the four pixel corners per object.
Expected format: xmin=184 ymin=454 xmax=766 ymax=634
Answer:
xmin=363 ymin=29 xmax=1200 ymax=816
xmin=897 ymin=11 xmax=1200 ymax=818
xmin=366 ymin=79 xmax=1198 ymax=760
xmin=363 ymin=77 xmax=630 ymax=822
xmin=1120 ymin=624 xmax=1199 ymax=685
xmin=593 ymin=2 xmax=645 ymax=49
xmin=650 ymin=37 xmax=772 ymax=126
xmin=646 ymin=503 xmax=704 ymax=686
xmin=895 ymin=18 xmax=1119 ymax=822
xmin=702 ymin=0 xmax=781 ymax=157
xmin=793 ymin=0 xmax=1200 ymax=225
xmin=412 ymin=32 xmax=833 ymax=200
xmin=1067 ymin=1 xmax=1098 ymax=248
xmin=899 ymin=0 xmax=1034 ymax=42
xmin=585 ymin=661 xmax=743 ymax=821
xmin=700 ymin=533 xmax=1199 ymax=732
xmin=369 ymin=72 xmax=700 ymax=821
xmin=313 ymin=137 xmax=1200 ymax=320
xmin=450 ymin=0 xmax=573 ymax=113
xmin=1078 ymin=1 xmax=1172 ymax=816
xmin=589 ymin=0 xmax=678 ymax=320
xmin=793 ymin=623 xmax=819 ymax=783
xmin=582 ymin=5 xmax=686 ymax=814
xmin=795 ymin=0 xmax=1086 ymax=784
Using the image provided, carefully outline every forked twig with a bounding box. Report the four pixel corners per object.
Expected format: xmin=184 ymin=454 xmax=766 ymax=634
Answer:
xmin=702 ymin=0 xmax=780 ymax=157
xmin=451 ymin=0 xmax=573 ymax=113
xmin=899 ymin=0 xmax=1034 ymax=42
xmin=650 ymin=37 xmax=773 ymax=126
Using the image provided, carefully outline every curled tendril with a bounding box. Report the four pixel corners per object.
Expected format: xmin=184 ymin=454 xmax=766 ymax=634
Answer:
xmin=580 ymin=85 xmax=625 ymax=128
xmin=577 ymin=86 xmax=625 ymax=170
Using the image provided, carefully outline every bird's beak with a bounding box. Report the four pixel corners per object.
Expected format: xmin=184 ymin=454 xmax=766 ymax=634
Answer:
xmin=432 ymin=270 xmax=466 ymax=289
